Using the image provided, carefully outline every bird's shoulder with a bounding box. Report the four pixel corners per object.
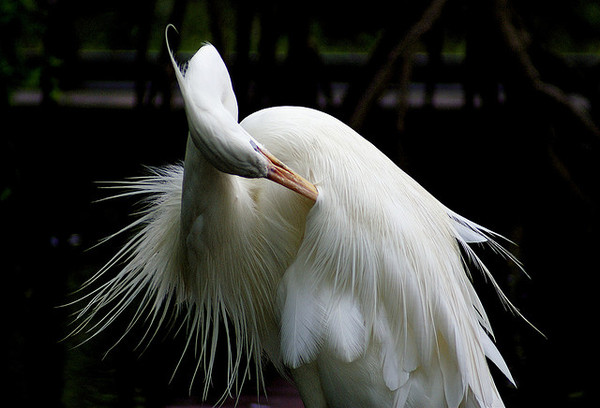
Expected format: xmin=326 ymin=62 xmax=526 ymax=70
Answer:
xmin=241 ymin=106 xmax=412 ymax=192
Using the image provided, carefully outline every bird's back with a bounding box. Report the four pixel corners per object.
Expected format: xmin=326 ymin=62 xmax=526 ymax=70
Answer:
xmin=242 ymin=106 xmax=513 ymax=408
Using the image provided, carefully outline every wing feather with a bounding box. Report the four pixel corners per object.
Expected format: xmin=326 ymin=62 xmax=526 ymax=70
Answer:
xmin=278 ymin=266 xmax=327 ymax=369
xmin=324 ymin=293 xmax=367 ymax=363
xmin=243 ymin=107 xmax=520 ymax=407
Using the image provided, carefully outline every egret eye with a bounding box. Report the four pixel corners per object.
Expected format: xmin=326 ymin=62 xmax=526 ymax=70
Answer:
xmin=250 ymin=140 xmax=260 ymax=154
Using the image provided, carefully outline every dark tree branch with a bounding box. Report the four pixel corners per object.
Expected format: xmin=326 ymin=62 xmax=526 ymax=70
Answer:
xmin=207 ymin=0 xmax=229 ymax=58
xmin=154 ymin=0 xmax=188 ymax=109
xmin=134 ymin=0 xmax=158 ymax=108
xmin=348 ymin=0 xmax=448 ymax=130
xmin=494 ymin=0 xmax=600 ymax=140
xmin=395 ymin=46 xmax=416 ymax=133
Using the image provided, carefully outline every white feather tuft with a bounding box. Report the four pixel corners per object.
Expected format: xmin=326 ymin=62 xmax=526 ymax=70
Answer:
xmin=324 ymin=293 xmax=367 ymax=363
xmin=278 ymin=268 xmax=327 ymax=368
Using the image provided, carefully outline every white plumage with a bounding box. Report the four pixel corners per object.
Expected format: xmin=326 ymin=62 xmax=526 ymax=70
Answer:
xmin=74 ymin=27 xmax=522 ymax=408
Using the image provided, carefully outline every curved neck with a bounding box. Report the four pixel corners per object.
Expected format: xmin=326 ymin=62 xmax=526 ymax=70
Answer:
xmin=180 ymin=136 xmax=250 ymax=238
xmin=179 ymin=134 xmax=275 ymax=330
xmin=178 ymin=134 xmax=313 ymax=366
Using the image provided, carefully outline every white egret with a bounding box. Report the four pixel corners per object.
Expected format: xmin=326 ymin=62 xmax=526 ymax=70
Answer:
xmin=75 ymin=26 xmax=524 ymax=408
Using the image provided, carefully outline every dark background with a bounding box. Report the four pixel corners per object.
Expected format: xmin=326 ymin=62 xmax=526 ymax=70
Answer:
xmin=2 ymin=0 xmax=599 ymax=407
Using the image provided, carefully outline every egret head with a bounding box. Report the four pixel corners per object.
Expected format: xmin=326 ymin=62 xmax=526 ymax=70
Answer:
xmin=166 ymin=26 xmax=317 ymax=201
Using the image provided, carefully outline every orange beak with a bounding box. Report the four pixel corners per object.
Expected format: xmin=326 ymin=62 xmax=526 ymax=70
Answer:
xmin=258 ymin=147 xmax=318 ymax=202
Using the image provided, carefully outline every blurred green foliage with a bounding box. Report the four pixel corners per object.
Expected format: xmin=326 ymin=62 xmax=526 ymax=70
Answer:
xmin=2 ymin=0 xmax=599 ymax=58
xmin=2 ymin=0 xmax=598 ymax=104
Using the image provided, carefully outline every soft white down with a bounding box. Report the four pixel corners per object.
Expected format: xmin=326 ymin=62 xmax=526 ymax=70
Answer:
xmin=74 ymin=27 xmax=523 ymax=408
